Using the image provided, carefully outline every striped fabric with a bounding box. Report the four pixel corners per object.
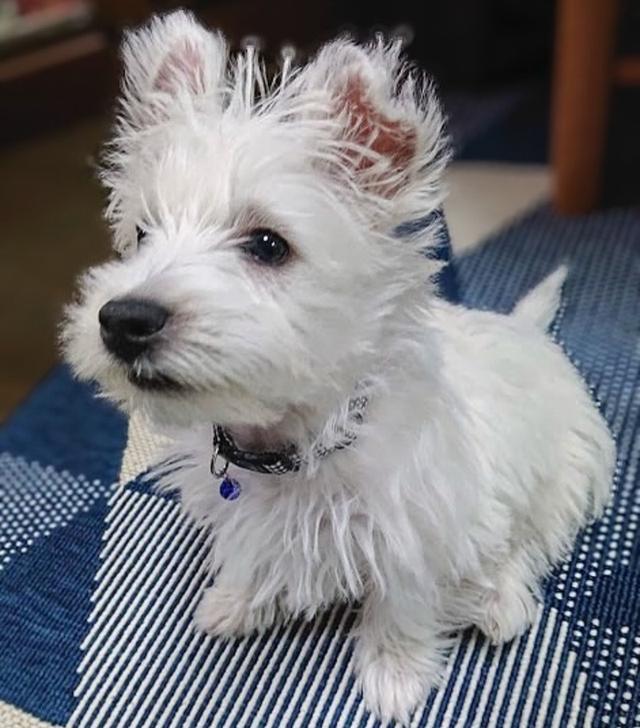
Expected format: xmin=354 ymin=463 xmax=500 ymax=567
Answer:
xmin=1 ymin=203 xmax=639 ymax=727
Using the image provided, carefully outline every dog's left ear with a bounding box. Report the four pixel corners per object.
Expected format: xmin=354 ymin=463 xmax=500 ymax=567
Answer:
xmin=119 ymin=10 xmax=227 ymax=128
xmin=294 ymin=40 xmax=449 ymax=216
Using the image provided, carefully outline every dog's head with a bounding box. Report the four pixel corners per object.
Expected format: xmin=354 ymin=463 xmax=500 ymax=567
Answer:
xmin=62 ymin=11 xmax=448 ymax=427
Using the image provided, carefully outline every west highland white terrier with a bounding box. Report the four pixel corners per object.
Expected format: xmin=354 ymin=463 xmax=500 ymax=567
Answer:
xmin=62 ymin=11 xmax=615 ymax=723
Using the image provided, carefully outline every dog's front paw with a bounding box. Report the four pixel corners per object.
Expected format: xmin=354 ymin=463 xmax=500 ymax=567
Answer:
xmin=194 ymin=585 xmax=276 ymax=638
xmin=475 ymin=579 xmax=538 ymax=645
xmin=356 ymin=645 xmax=440 ymax=725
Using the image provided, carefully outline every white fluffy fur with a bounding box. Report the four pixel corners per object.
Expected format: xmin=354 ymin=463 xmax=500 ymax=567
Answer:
xmin=61 ymin=11 xmax=615 ymax=724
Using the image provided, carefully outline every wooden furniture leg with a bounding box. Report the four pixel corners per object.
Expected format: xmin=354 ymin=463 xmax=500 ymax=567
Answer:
xmin=551 ymin=0 xmax=619 ymax=214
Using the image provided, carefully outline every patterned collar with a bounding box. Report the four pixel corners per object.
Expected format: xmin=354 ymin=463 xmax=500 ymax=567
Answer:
xmin=210 ymin=393 xmax=369 ymax=481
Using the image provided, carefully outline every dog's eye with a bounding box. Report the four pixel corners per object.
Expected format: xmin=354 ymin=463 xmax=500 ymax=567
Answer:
xmin=136 ymin=226 xmax=147 ymax=246
xmin=241 ymin=229 xmax=290 ymax=266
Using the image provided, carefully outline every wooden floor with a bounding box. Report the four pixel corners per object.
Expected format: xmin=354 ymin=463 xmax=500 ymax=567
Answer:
xmin=0 ymin=117 xmax=112 ymax=422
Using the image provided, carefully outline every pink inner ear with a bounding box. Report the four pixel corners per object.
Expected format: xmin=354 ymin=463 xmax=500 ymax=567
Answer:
xmin=339 ymin=76 xmax=416 ymax=187
xmin=154 ymin=40 xmax=206 ymax=95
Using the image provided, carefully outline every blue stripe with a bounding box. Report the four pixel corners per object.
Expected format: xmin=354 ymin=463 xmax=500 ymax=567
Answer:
xmin=306 ymin=609 xmax=358 ymax=725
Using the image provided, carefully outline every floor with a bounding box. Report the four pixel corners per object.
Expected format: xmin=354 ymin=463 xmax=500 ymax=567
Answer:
xmin=0 ymin=116 xmax=551 ymax=422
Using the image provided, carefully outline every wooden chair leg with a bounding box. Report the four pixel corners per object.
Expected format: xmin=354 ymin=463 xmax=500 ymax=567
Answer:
xmin=551 ymin=0 xmax=619 ymax=214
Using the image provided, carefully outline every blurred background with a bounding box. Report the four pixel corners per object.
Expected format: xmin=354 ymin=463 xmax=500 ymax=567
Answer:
xmin=0 ymin=0 xmax=638 ymax=421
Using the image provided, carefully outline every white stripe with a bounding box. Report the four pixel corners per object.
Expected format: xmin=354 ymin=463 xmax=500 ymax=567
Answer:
xmin=549 ymin=651 xmax=577 ymax=728
xmin=102 ymin=481 xmax=135 ymax=528
xmin=535 ymin=621 xmax=570 ymax=726
xmin=519 ymin=609 xmax=559 ymax=725
xmin=132 ymin=632 xmax=209 ymax=728
xmin=278 ymin=611 xmax=348 ymax=726
xmin=584 ymin=704 xmax=596 ymax=728
xmin=90 ymin=494 xmax=165 ymax=596
xmin=127 ymin=606 xmax=213 ymax=727
xmin=187 ymin=632 xmax=282 ymax=726
xmin=439 ymin=632 xmax=489 ymax=725
xmin=102 ymin=561 xmax=210 ymax=728
xmin=78 ymin=493 xmax=162 ymax=656
xmin=73 ymin=528 xmax=206 ymax=727
xmin=72 ymin=515 xmax=201 ymax=714
xmin=286 ymin=609 xmax=353 ymax=727
xmin=104 ymin=479 xmax=122 ymax=509
xmin=216 ymin=622 xmax=294 ymax=725
xmin=219 ymin=623 xmax=296 ymax=728
xmin=78 ymin=510 xmax=198 ymax=688
xmin=79 ymin=500 xmax=182 ymax=663
xmin=422 ymin=636 xmax=469 ymax=727
xmin=95 ymin=490 xmax=149 ymax=560
xmin=69 ymin=518 xmax=203 ymax=723
xmin=570 ymin=672 xmax=590 ymax=728
xmin=303 ymin=615 xmax=358 ymax=728
xmin=247 ymin=620 xmax=310 ymax=726
xmin=484 ymin=630 xmax=527 ymax=725
xmin=460 ymin=641 xmax=505 ymax=724
xmin=163 ymin=637 xmax=237 ymax=728
xmin=322 ymin=636 xmax=358 ymax=727
xmin=458 ymin=633 xmax=490 ymax=725
xmin=264 ymin=616 xmax=330 ymax=727
xmin=229 ymin=619 xmax=301 ymax=727
xmin=340 ymin=697 xmax=367 ymax=728
xmin=96 ymin=486 xmax=155 ymax=552
xmin=500 ymin=607 xmax=548 ymax=727
xmin=358 ymin=713 xmax=376 ymax=728
xmin=195 ymin=633 xmax=269 ymax=726
xmin=88 ymin=496 xmax=175 ymax=616
xmin=94 ymin=490 xmax=164 ymax=577
xmin=333 ymin=679 xmax=360 ymax=728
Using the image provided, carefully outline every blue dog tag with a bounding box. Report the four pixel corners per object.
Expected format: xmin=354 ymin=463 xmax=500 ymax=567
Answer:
xmin=219 ymin=477 xmax=242 ymax=501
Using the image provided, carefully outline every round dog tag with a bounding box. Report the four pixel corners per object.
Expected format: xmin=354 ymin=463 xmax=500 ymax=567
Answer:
xmin=219 ymin=477 xmax=242 ymax=501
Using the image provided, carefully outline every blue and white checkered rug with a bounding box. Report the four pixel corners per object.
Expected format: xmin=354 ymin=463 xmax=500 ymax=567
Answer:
xmin=1 ymin=203 xmax=639 ymax=727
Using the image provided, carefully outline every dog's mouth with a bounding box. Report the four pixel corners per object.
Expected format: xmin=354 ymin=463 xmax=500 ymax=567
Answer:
xmin=127 ymin=369 xmax=186 ymax=393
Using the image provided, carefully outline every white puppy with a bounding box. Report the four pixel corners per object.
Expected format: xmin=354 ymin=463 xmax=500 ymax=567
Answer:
xmin=62 ymin=11 xmax=615 ymax=723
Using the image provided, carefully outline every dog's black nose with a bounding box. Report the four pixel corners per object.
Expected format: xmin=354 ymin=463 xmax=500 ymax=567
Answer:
xmin=99 ymin=298 xmax=169 ymax=363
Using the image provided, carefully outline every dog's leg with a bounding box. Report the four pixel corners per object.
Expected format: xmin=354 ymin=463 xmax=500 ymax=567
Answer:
xmin=473 ymin=549 xmax=539 ymax=645
xmin=194 ymin=573 xmax=279 ymax=638
xmin=355 ymin=578 xmax=446 ymax=724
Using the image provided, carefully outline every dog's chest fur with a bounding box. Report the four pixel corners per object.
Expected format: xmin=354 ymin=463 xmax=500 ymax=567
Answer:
xmin=152 ymin=316 xmax=492 ymax=616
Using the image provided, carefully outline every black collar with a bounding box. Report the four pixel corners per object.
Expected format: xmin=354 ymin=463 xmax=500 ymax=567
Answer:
xmin=210 ymin=393 xmax=368 ymax=477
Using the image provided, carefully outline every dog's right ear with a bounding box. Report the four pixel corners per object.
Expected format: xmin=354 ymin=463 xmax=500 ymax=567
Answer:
xmin=285 ymin=39 xmax=449 ymax=221
xmin=119 ymin=10 xmax=227 ymax=128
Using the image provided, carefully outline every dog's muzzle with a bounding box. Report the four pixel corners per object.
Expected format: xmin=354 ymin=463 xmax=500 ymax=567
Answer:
xmin=99 ymin=297 xmax=169 ymax=363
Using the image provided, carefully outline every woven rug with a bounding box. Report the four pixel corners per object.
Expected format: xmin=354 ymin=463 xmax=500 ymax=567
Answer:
xmin=1 ymin=203 xmax=639 ymax=727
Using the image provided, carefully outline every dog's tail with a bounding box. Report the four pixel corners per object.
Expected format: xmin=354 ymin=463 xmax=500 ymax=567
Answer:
xmin=512 ymin=264 xmax=568 ymax=331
